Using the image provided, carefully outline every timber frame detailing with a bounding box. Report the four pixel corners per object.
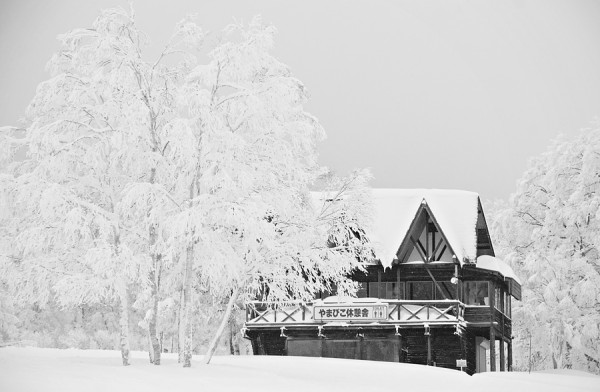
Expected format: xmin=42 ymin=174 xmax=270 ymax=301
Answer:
xmin=244 ymin=195 xmax=520 ymax=375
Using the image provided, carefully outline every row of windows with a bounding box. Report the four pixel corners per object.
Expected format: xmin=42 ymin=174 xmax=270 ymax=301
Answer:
xmin=356 ymin=281 xmax=457 ymax=301
xmin=463 ymin=281 xmax=511 ymax=316
xmin=352 ymin=280 xmax=511 ymax=317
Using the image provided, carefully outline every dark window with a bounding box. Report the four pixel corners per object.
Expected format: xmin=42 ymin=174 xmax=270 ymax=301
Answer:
xmin=356 ymin=282 xmax=368 ymax=298
xmin=368 ymin=282 xmax=379 ymax=297
xmin=287 ymin=339 xmax=322 ymax=357
xmin=464 ymin=281 xmax=489 ymax=305
xmin=290 ymin=338 xmax=400 ymax=362
xmin=322 ymin=340 xmax=360 ymax=360
xmin=363 ymin=338 xmax=400 ymax=362
xmin=434 ymin=281 xmax=456 ymax=300
xmin=396 ymin=282 xmax=405 ymax=300
xmin=494 ymin=287 xmax=502 ymax=311
xmin=368 ymin=282 xmax=404 ymax=299
xmin=407 ymin=281 xmax=433 ymax=300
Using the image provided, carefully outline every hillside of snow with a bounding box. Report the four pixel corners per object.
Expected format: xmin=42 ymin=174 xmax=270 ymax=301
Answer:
xmin=0 ymin=347 xmax=598 ymax=392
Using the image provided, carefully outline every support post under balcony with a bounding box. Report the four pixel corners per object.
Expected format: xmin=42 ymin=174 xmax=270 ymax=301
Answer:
xmin=490 ymin=327 xmax=496 ymax=371
xmin=500 ymin=339 xmax=505 ymax=371
xmin=425 ymin=324 xmax=432 ymax=365
xmin=508 ymin=340 xmax=513 ymax=372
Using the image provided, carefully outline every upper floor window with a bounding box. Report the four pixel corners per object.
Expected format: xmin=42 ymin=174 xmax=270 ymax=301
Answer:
xmin=407 ymin=281 xmax=434 ymax=300
xmin=494 ymin=287 xmax=503 ymax=312
xmin=464 ymin=281 xmax=489 ymax=306
xmin=368 ymin=282 xmax=404 ymax=299
xmin=435 ymin=281 xmax=457 ymax=300
xmin=405 ymin=281 xmax=456 ymax=301
xmin=356 ymin=282 xmax=368 ymax=298
xmin=504 ymin=291 xmax=511 ymax=318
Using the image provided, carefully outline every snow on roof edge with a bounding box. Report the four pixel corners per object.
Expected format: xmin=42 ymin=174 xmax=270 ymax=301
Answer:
xmin=476 ymin=255 xmax=522 ymax=285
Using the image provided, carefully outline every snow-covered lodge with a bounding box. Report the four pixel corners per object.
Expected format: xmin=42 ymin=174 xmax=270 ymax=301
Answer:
xmin=243 ymin=189 xmax=521 ymax=374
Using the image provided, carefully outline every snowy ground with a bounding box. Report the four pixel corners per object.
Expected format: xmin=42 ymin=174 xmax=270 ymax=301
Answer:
xmin=0 ymin=347 xmax=598 ymax=392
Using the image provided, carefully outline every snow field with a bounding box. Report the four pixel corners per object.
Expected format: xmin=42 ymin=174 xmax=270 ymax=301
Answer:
xmin=0 ymin=347 xmax=598 ymax=392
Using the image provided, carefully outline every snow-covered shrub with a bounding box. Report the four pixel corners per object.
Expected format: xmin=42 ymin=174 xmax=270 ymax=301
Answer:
xmin=60 ymin=328 xmax=91 ymax=349
xmin=92 ymin=330 xmax=119 ymax=350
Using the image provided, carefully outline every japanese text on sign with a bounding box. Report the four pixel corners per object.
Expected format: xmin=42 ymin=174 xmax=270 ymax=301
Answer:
xmin=313 ymin=304 xmax=387 ymax=321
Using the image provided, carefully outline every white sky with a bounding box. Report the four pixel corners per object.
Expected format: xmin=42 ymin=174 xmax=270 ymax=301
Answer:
xmin=1 ymin=0 xmax=599 ymax=201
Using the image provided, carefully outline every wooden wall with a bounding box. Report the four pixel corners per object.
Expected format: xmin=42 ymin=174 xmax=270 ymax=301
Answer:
xmin=250 ymin=331 xmax=286 ymax=356
xmin=401 ymin=328 xmax=467 ymax=371
xmin=402 ymin=330 xmax=429 ymax=365
xmin=463 ymin=328 xmax=478 ymax=375
xmin=249 ymin=326 xmax=478 ymax=374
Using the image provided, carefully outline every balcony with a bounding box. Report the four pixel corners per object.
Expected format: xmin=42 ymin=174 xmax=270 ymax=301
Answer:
xmin=245 ymin=299 xmax=465 ymax=328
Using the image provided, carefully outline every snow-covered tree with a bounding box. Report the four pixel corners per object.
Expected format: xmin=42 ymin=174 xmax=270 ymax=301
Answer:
xmin=490 ymin=123 xmax=600 ymax=374
xmin=158 ymin=18 xmax=374 ymax=365
xmin=1 ymin=9 xmax=373 ymax=368
xmin=0 ymin=7 xmax=206 ymax=366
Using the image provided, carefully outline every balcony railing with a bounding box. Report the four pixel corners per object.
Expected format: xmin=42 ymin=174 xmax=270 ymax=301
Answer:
xmin=245 ymin=299 xmax=465 ymax=326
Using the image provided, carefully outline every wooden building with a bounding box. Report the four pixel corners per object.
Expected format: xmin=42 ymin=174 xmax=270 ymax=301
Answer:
xmin=243 ymin=189 xmax=521 ymax=374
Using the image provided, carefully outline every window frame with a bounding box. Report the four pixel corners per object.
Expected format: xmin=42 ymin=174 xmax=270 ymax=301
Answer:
xmin=494 ymin=286 xmax=503 ymax=312
xmin=463 ymin=281 xmax=490 ymax=306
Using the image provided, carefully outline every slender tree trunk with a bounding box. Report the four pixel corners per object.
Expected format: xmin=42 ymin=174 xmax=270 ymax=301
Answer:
xmin=204 ymin=286 xmax=240 ymax=364
xmin=229 ymin=311 xmax=240 ymax=355
xmin=183 ymin=304 xmax=193 ymax=367
xmin=118 ymin=281 xmax=131 ymax=366
xmin=178 ymin=286 xmax=185 ymax=363
xmin=147 ymin=330 xmax=154 ymax=364
xmin=180 ymin=155 xmax=202 ymax=367
xmin=182 ymin=244 xmax=195 ymax=367
xmin=113 ymin=220 xmax=130 ymax=366
xmin=147 ymin=147 xmax=162 ymax=365
xmin=148 ymin=266 xmax=161 ymax=365
xmin=229 ymin=320 xmax=235 ymax=355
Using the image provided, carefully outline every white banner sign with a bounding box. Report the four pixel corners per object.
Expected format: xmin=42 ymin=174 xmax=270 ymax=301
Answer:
xmin=313 ymin=304 xmax=388 ymax=322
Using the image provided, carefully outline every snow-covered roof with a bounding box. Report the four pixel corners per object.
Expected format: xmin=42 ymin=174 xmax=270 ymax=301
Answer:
xmin=370 ymin=189 xmax=480 ymax=268
xmin=312 ymin=188 xmax=481 ymax=269
xmin=475 ymin=255 xmax=522 ymax=285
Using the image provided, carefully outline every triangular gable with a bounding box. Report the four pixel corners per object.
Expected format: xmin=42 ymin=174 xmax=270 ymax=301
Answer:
xmin=396 ymin=202 xmax=457 ymax=264
xmin=369 ymin=189 xmax=480 ymax=268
